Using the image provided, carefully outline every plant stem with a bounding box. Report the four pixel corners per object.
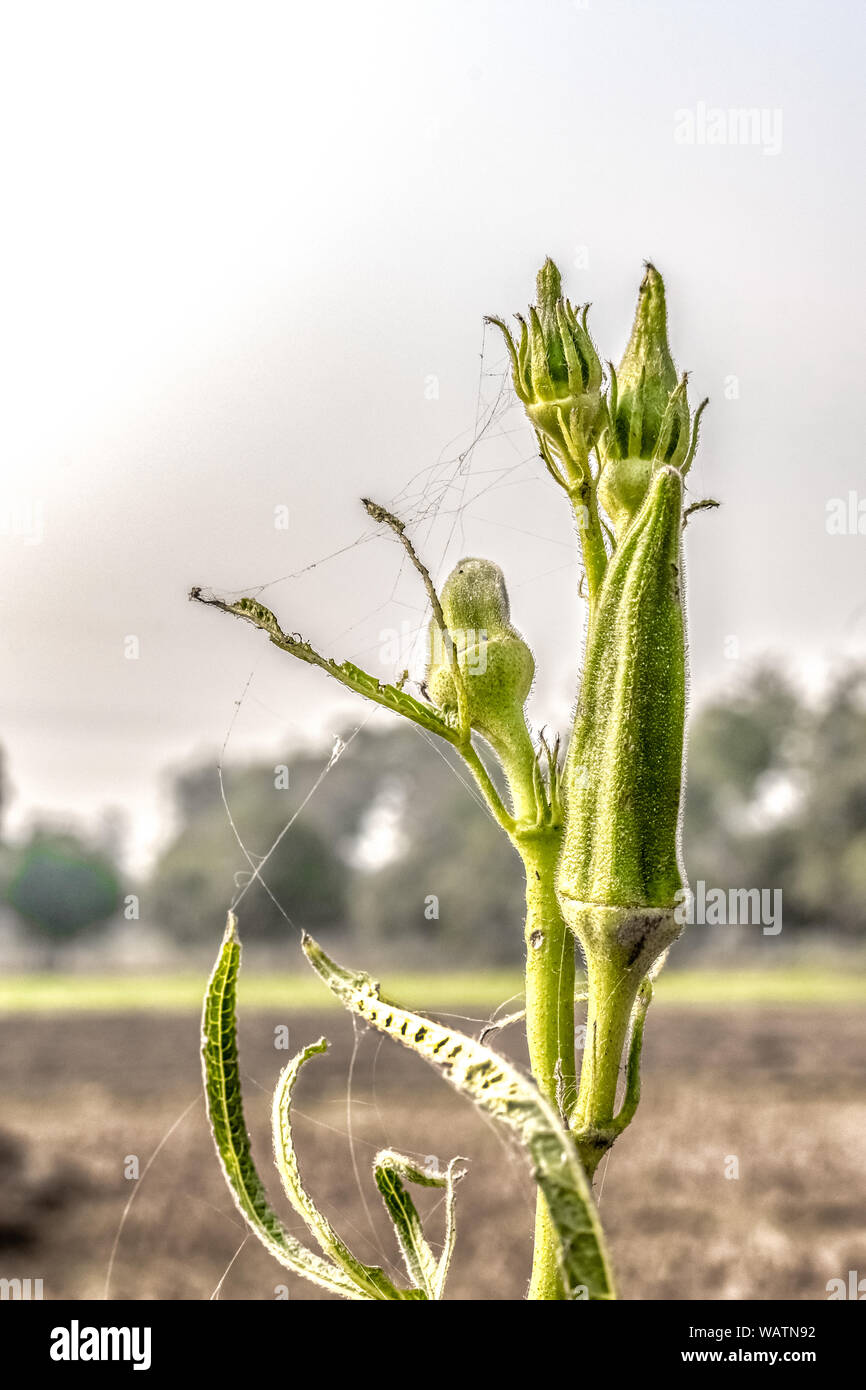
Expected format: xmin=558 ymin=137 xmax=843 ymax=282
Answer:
xmin=570 ymin=937 xmax=642 ymax=1180
xmin=565 ymin=908 xmax=676 ymax=1179
xmin=520 ymin=834 xmax=575 ymax=1300
xmin=571 ymin=480 xmax=608 ymax=619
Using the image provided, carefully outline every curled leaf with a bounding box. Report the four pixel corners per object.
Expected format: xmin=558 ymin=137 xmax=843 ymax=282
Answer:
xmin=272 ymin=1038 xmax=420 ymax=1300
xmin=302 ymin=932 xmax=615 ymax=1300
xmin=201 ymin=915 xmax=367 ymax=1299
xmin=374 ymin=1150 xmax=464 ymax=1300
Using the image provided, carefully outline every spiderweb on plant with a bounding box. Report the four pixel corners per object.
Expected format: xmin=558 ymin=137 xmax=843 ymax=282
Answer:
xmin=106 ymin=321 xmax=593 ymax=1301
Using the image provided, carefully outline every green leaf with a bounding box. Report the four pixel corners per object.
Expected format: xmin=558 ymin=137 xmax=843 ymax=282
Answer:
xmin=191 ymin=592 xmax=457 ymax=741
xmin=201 ymin=915 xmax=370 ymax=1300
xmin=272 ymin=1038 xmax=422 ymax=1300
xmin=301 ymin=933 xmax=616 ymax=1301
xmin=373 ymin=1150 xmax=464 ymax=1300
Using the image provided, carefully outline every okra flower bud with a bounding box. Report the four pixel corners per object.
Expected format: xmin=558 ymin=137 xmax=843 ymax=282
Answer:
xmin=426 ymin=558 xmax=534 ymax=754
xmin=487 ymin=259 xmax=604 ymax=484
xmin=598 ymin=264 xmax=705 ymax=537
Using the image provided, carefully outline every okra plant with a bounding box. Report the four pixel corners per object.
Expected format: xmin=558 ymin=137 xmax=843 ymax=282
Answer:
xmin=194 ymin=258 xmax=714 ymax=1300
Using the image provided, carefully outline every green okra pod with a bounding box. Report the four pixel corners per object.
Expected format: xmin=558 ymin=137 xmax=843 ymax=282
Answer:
xmin=557 ymin=463 xmax=689 ymax=1163
xmin=559 ymin=463 xmax=687 ymax=925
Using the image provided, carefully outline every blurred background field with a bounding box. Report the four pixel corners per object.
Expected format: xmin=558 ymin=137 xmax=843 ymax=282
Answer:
xmin=3 ymin=965 xmax=866 ymax=1012
xmin=2 ymin=1000 xmax=864 ymax=1302
xmin=2 ymin=667 xmax=865 ymax=1301
xmin=2 ymin=658 xmax=866 ymax=1302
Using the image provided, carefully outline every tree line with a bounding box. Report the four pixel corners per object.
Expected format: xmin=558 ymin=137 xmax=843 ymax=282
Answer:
xmin=3 ymin=661 xmax=866 ymax=963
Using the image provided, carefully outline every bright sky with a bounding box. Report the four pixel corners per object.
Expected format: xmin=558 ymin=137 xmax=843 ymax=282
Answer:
xmin=1 ymin=0 xmax=864 ymax=872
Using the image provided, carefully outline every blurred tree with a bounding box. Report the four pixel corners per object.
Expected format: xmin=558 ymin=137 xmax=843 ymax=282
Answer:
xmin=151 ymin=723 xmax=525 ymax=960
xmin=789 ymin=667 xmax=866 ymax=933
xmin=347 ymin=728 xmax=525 ymax=963
xmin=149 ymin=760 xmax=349 ymax=944
xmin=684 ymin=665 xmax=803 ymax=890
xmin=5 ymin=830 xmax=122 ymax=966
xmin=683 ymin=662 xmax=866 ymax=942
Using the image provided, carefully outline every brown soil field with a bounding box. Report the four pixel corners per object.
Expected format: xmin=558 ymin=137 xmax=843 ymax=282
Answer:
xmin=1 ymin=1004 xmax=863 ymax=1301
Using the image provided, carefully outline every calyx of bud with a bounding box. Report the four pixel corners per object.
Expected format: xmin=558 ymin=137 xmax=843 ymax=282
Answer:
xmin=598 ymin=264 xmax=706 ymax=537
xmin=487 ymin=258 xmax=604 ymax=486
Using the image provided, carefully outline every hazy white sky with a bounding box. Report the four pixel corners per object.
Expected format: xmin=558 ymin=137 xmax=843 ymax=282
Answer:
xmin=1 ymin=0 xmax=864 ymax=871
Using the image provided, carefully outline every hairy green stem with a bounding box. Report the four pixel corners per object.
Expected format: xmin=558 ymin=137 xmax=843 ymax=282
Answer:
xmin=494 ymin=720 xmax=582 ymax=1299
xmin=571 ymin=937 xmax=642 ymax=1179
xmin=494 ymin=725 xmax=541 ymax=826
xmin=520 ymin=834 xmax=575 ymax=1299
xmin=571 ymin=480 xmax=608 ymax=619
xmin=566 ymin=908 xmax=676 ymax=1178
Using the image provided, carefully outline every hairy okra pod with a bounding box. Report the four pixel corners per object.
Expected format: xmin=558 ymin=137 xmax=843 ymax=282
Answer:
xmin=560 ymin=464 xmax=686 ymax=923
xmin=558 ymin=464 xmax=688 ymax=1169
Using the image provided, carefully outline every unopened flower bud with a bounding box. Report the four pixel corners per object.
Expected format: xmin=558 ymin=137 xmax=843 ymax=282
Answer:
xmin=487 ymin=259 xmax=604 ymax=483
xmin=426 ymin=558 xmax=534 ymax=753
xmin=598 ymin=264 xmax=705 ymax=537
